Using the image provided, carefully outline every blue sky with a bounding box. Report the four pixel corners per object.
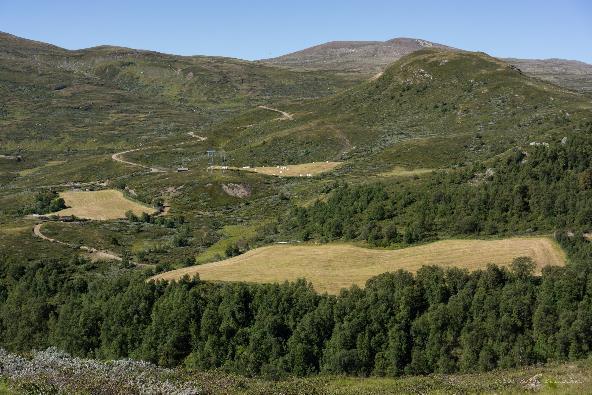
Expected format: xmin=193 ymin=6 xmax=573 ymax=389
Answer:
xmin=1 ymin=0 xmax=591 ymax=63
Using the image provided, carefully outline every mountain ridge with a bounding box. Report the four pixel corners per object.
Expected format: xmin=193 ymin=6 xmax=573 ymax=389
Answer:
xmin=262 ymin=37 xmax=592 ymax=93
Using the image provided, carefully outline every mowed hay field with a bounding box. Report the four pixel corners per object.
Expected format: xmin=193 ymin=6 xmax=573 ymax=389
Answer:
xmin=55 ymin=189 xmax=155 ymax=220
xmin=152 ymin=237 xmax=566 ymax=294
xmin=212 ymin=161 xmax=342 ymax=177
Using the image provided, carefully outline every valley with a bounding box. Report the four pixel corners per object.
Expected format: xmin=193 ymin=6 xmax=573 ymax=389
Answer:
xmin=1 ymin=28 xmax=592 ymax=394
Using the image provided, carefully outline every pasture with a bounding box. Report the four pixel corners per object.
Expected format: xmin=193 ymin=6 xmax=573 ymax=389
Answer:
xmin=55 ymin=189 xmax=155 ymax=220
xmin=152 ymin=237 xmax=566 ymax=294
xmin=211 ymin=161 xmax=342 ymax=177
xmin=379 ymin=166 xmax=435 ymax=177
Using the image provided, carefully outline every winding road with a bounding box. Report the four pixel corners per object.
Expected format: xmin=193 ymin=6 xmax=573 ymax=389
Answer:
xmin=258 ymin=105 xmax=293 ymax=120
xmin=187 ymin=132 xmax=207 ymax=141
xmin=33 ymin=223 xmax=122 ymax=261
xmin=111 ymin=148 xmax=165 ymax=173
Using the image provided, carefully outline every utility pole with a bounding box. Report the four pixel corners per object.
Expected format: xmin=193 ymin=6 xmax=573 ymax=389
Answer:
xmin=207 ymin=149 xmax=216 ymax=172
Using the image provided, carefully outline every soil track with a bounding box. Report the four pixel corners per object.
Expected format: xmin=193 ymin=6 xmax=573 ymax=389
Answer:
xmin=111 ymin=149 xmax=164 ymax=173
xmin=258 ymin=105 xmax=293 ymax=120
xmin=33 ymin=223 xmax=122 ymax=261
xmin=187 ymin=132 xmax=207 ymax=141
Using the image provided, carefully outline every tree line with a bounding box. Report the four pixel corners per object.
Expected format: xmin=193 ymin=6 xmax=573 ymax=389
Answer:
xmin=2 ymin=126 xmax=592 ymax=378
xmin=1 ymin=233 xmax=591 ymax=377
xmin=280 ymin=133 xmax=592 ymax=246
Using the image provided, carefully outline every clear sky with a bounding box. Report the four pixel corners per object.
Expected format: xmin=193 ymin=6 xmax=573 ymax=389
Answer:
xmin=1 ymin=0 xmax=591 ymax=63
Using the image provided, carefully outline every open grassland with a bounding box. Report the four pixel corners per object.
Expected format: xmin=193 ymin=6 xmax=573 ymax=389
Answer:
xmin=152 ymin=237 xmax=566 ymax=294
xmin=55 ymin=189 xmax=155 ymax=220
xmin=17 ymin=160 xmax=67 ymax=177
xmin=211 ymin=161 xmax=342 ymax=177
xmin=378 ymin=166 xmax=435 ymax=177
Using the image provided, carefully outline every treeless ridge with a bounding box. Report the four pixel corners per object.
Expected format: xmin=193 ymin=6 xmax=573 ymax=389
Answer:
xmin=55 ymin=189 xmax=155 ymax=220
xmin=151 ymin=237 xmax=566 ymax=294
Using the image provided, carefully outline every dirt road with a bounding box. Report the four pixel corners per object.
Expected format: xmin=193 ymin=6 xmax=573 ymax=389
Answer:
xmin=111 ymin=149 xmax=165 ymax=173
xmin=187 ymin=132 xmax=207 ymax=141
xmin=258 ymin=105 xmax=293 ymax=120
xmin=33 ymin=223 xmax=122 ymax=261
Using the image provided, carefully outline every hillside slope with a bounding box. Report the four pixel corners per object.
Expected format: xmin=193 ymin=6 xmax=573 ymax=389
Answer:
xmin=262 ymin=37 xmax=452 ymax=73
xmin=225 ymin=49 xmax=592 ymax=170
xmin=0 ymin=32 xmax=357 ymax=173
xmin=262 ymin=37 xmax=592 ymax=93
xmin=504 ymin=57 xmax=592 ymax=93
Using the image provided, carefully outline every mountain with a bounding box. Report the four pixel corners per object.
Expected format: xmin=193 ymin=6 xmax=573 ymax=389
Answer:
xmin=503 ymin=58 xmax=592 ymax=93
xmin=262 ymin=37 xmax=592 ymax=93
xmin=231 ymin=49 xmax=592 ymax=171
xmin=261 ymin=37 xmax=453 ymax=74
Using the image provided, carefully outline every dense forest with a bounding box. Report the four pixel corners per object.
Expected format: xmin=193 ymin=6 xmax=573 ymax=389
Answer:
xmin=2 ymin=124 xmax=592 ymax=379
xmin=281 ymin=126 xmax=592 ymax=246
xmin=1 ymin=234 xmax=592 ymax=377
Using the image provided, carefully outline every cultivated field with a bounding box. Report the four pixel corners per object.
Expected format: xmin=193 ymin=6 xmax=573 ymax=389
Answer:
xmin=55 ymin=189 xmax=155 ymax=220
xmin=210 ymin=161 xmax=342 ymax=177
xmin=152 ymin=237 xmax=566 ymax=294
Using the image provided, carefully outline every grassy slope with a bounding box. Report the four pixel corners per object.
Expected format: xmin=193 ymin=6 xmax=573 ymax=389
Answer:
xmin=219 ymin=49 xmax=592 ymax=172
xmin=0 ymin=32 xmax=357 ymax=178
xmin=2 ymin=38 xmax=591 ymax=272
xmin=0 ymin=34 xmax=356 ymax=267
xmin=152 ymin=237 xmax=566 ymax=294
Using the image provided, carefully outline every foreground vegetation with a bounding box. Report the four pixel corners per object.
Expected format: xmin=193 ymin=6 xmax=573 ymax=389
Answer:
xmin=1 ymin=348 xmax=592 ymax=394
xmin=1 ymin=234 xmax=591 ymax=379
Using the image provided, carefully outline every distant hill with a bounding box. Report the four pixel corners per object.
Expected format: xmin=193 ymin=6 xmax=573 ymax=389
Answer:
xmin=261 ymin=37 xmax=454 ymax=74
xmin=262 ymin=37 xmax=592 ymax=93
xmin=503 ymin=58 xmax=592 ymax=93
xmin=231 ymin=49 xmax=592 ymax=170
xmin=0 ymin=31 xmax=356 ymax=169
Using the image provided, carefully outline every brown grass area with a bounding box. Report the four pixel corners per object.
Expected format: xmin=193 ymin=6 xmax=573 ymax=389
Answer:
xmin=55 ymin=189 xmax=154 ymax=220
xmin=18 ymin=160 xmax=67 ymax=176
xmin=211 ymin=162 xmax=342 ymax=177
xmin=151 ymin=237 xmax=566 ymax=294
xmin=379 ymin=166 xmax=435 ymax=177
xmin=0 ymin=226 xmax=29 ymax=235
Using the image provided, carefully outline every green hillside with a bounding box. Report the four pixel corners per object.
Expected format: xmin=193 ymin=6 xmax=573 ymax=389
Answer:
xmin=2 ymin=32 xmax=592 ymax=392
xmin=220 ymin=49 xmax=592 ymax=171
xmin=0 ymin=32 xmax=357 ymax=167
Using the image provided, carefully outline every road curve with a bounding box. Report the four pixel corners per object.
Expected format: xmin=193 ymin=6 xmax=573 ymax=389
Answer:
xmin=111 ymin=149 xmax=164 ymax=173
xmin=33 ymin=223 xmax=122 ymax=261
xmin=258 ymin=105 xmax=293 ymax=120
